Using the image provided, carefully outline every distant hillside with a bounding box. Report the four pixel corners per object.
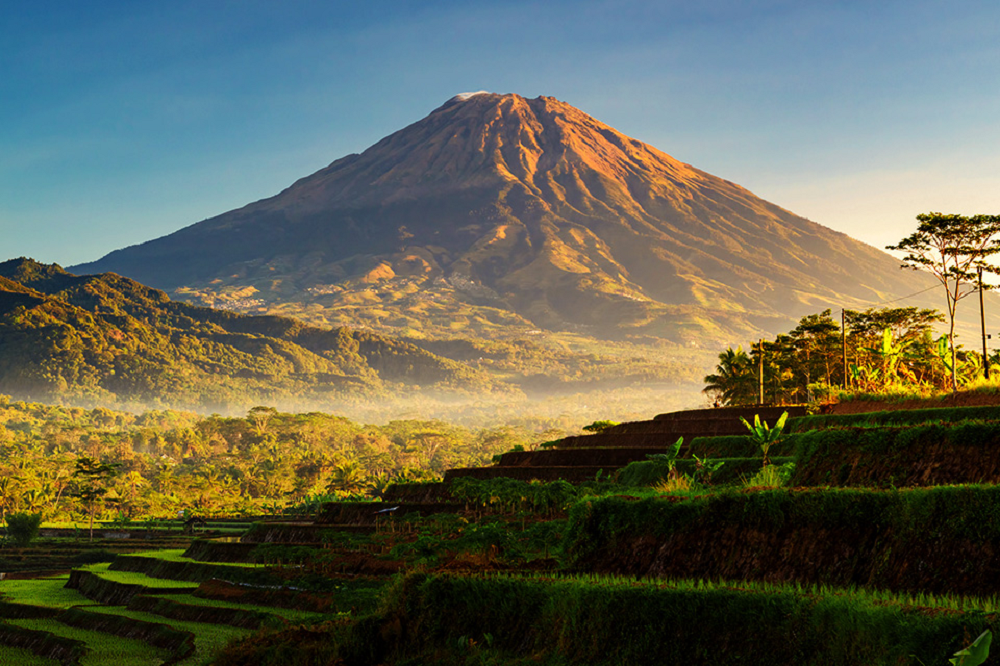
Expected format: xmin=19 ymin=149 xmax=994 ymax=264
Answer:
xmin=0 ymin=258 xmax=504 ymax=411
xmin=72 ymin=92 xmax=953 ymax=347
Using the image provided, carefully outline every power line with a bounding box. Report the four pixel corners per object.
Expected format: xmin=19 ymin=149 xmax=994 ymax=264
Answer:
xmin=841 ymin=284 xmax=940 ymax=312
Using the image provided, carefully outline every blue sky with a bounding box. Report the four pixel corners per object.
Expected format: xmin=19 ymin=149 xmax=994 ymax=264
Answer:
xmin=3 ymin=0 xmax=1000 ymax=266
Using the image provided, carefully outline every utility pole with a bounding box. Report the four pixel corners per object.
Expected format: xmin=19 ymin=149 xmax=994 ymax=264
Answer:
xmin=758 ymin=338 xmax=764 ymax=405
xmin=980 ymin=266 xmax=990 ymax=381
xmin=841 ymin=309 xmax=848 ymax=390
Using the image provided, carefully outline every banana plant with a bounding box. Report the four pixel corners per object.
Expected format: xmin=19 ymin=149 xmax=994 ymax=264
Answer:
xmin=950 ymin=628 xmax=990 ymax=666
xmin=864 ymin=327 xmax=916 ymax=388
xmin=645 ymin=437 xmax=685 ymax=480
xmin=740 ymin=411 xmax=788 ymax=468
xmin=849 ymin=362 xmax=882 ymax=392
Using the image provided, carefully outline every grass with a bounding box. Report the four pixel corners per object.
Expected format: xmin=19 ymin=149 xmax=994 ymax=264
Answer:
xmin=0 ymin=645 xmax=62 ymax=665
xmin=84 ymin=605 xmax=250 ymax=666
xmin=0 ymin=574 xmax=92 ymax=608
xmin=514 ymin=571 xmax=1000 ymax=614
xmin=154 ymin=593 xmax=330 ymax=622
xmin=80 ymin=563 xmax=199 ymax=589
xmin=8 ymin=617 xmax=169 ymax=666
xmin=125 ymin=548 xmax=265 ymax=568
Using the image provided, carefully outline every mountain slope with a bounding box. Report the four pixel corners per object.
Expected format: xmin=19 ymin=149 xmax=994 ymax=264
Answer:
xmin=0 ymin=258 xmax=503 ymax=409
xmin=73 ymin=92 xmax=939 ymax=345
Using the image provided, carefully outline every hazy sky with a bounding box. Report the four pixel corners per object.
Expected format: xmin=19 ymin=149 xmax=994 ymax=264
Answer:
xmin=3 ymin=0 xmax=999 ymax=267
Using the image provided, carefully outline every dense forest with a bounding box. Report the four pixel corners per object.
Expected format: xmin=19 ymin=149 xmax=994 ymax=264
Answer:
xmin=703 ymin=305 xmax=995 ymax=404
xmin=0 ymin=396 xmax=561 ymax=523
xmin=0 ymin=258 xmax=511 ymax=410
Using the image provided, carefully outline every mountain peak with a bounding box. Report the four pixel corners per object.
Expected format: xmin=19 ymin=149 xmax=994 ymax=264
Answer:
xmin=449 ymin=90 xmax=494 ymax=103
xmin=71 ymin=94 xmax=935 ymax=345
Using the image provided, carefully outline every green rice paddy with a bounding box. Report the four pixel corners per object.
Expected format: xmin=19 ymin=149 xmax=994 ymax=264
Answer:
xmin=123 ymin=548 xmax=265 ymax=567
xmin=0 ymin=644 xmax=61 ymax=665
xmin=80 ymin=563 xmax=200 ymax=589
xmin=155 ymin=593 xmax=329 ymax=622
xmin=0 ymin=575 xmax=91 ymax=608
xmin=8 ymin=617 xmax=168 ymax=666
xmin=84 ymin=605 xmax=249 ymax=666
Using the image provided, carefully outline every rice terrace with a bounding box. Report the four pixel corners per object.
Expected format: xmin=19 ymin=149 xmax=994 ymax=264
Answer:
xmin=6 ymin=2 xmax=1000 ymax=664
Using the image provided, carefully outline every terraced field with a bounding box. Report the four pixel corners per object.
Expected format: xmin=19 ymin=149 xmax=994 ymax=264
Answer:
xmin=0 ymin=534 xmax=386 ymax=665
xmin=7 ymin=403 xmax=1000 ymax=664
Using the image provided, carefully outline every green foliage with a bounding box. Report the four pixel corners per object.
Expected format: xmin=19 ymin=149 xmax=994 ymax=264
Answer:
xmin=4 ymin=512 xmax=42 ymax=546
xmin=334 ymin=572 xmax=994 ymax=666
xmin=952 ymin=629 xmax=991 ymax=666
xmin=582 ymin=420 xmax=619 ymax=433
xmin=740 ymin=411 xmax=788 ymax=467
xmin=562 ymin=485 xmax=1000 ymax=596
xmin=789 ymin=421 xmax=1000 ymax=487
xmin=788 ymin=405 xmax=1000 ymax=431
xmin=449 ymin=477 xmax=581 ymax=515
xmin=887 ymin=212 xmax=1000 ymax=390
xmin=745 ymin=462 xmax=796 ymax=488
xmin=618 ymin=457 xmax=791 ymax=487
xmin=0 ymin=398 xmax=547 ymax=520
xmin=0 ymin=259 xmax=505 ymax=410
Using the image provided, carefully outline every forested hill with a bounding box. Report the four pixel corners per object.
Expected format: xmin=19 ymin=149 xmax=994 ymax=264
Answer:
xmin=0 ymin=258 xmax=505 ymax=410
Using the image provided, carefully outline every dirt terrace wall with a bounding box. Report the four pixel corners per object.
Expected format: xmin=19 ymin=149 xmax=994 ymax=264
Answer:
xmin=65 ymin=569 xmax=191 ymax=605
xmin=0 ymin=620 xmax=84 ymax=665
xmin=564 ymin=486 xmax=1000 ymax=596
xmin=790 ymin=421 xmax=1000 ymax=487
xmin=383 ymin=482 xmax=453 ymax=503
xmin=109 ymin=554 xmax=282 ymax=588
xmin=58 ymin=607 xmax=194 ymax=664
xmin=0 ymin=601 xmax=61 ymax=619
xmin=497 ymin=448 xmax=662 ymax=467
xmin=183 ymin=540 xmax=259 ymax=563
xmin=654 ymin=406 xmax=806 ymax=422
xmin=444 ymin=466 xmax=608 ymax=483
xmin=315 ymin=502 xmax=465 ymax=525
xmin=129 ymin=595 xmax=274 ymax=630
xmin=337 ymin=573 xmax=981 ymax=666
xmin=194 ymin=579 xmax=339 ymax=613
xmin=240 ymin=523 xmax=356 ymax=544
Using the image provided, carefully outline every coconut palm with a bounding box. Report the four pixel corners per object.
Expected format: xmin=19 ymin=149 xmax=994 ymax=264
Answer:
xmin=703 ymin=346 xmax=757 ymax=406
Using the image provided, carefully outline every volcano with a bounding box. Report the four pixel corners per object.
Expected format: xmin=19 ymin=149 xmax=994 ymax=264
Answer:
xmin=72 ymin=92 xmax=934 ymax=345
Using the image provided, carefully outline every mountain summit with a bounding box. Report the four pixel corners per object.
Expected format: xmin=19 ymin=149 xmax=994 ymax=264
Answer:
xmin=73 ymin=93 xmax=932 ymax=344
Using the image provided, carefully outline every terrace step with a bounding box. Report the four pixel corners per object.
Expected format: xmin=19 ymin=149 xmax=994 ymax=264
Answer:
xmin=240 ymin=523 xmax=372 ymax=544
xmin=127 ymin=595 xmax=277 ymax=630
xmin=315 ymin=502 xmax=466 ymax=525
xmin=65 ymin=570 xmax=196 ymax=605
xmin=653 ymin=406 xmax=807 ymax=422
xmin=556 ymin=432 xmax=714 ymax=450
xmin=0 ymin=620 xmax=86 ymax=666
xmin=497 ymin=448 xmax=667 ymax=467
xmin=444 ymin=466 xmax=612 ymax=483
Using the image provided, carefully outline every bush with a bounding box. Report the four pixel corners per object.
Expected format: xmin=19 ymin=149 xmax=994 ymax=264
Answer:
xmin=788 ymin=404 xmax=1000 ymax=431
xmin=4 ymin=512 xmax=41 ymax=546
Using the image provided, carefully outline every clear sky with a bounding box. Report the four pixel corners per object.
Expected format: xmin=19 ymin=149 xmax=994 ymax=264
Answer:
xmin=3 ymin=0 xmax=999 ymax=267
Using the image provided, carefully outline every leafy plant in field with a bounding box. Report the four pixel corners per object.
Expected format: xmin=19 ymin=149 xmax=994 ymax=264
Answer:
xmin=740 ymin=412 xmax=788 ymax=468
xmin=4 ymin=511 xmax=42 ymax=546
xmin=644 ymin=437 xmax=684 ymax=479
xmin=744 ymin=462 xmax=795 ymax=489
xmin=951 ymin=629 xmax=991 ymax=666
xmin=653 ymin=475 xmax=692 ymax=493
xmin=690 ymin=453 xmax=725 ymax=485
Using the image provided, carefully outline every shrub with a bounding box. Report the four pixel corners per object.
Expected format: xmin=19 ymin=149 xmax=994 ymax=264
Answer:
xmin=5 ymin=512 xmax=42 ymax=546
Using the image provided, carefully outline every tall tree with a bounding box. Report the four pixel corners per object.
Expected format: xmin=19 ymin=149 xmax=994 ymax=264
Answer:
xmin=703 ymin=346 xmax=757 ymax=406
xmin=886 ymin=212 xmax=1000 ymax=390
xmin=71 ymin=457 xmax=121 ymax=541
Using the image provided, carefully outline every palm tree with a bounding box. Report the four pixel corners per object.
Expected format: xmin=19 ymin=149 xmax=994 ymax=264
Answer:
xmin=703 ymin=346 xmax=757 ymax=406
